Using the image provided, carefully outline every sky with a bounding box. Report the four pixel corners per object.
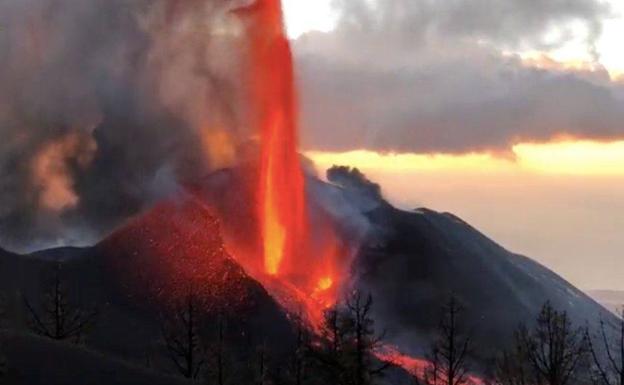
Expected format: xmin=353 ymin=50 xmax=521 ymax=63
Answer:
xmin=282 ymin=0 xmax=624 ymax=291
xmin=283 ymin=0 xmax=624 ymax=76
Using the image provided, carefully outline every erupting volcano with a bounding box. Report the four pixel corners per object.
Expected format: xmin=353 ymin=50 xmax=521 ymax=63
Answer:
xmin=3 ymin=1 xmax=622 ymax=384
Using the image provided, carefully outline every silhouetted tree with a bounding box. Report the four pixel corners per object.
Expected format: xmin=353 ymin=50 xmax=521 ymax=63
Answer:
xmin=205 ymin=314 xmax=230 ymax=385
xmin=0 ymin=294 xmax=6 ymax=325
xmin=23 ymin=264 xmax=97 ymax=343
xmin=492 ymin=331 xmax=532 ymax=385
xmin=255 ymin=342 xmax=269 ymax=385
xmin=0 ymin=350 xmax=5 ymax=384
xmin=285 ymin=312 xmax=311 ymax=385
xmin=161 ymin=288 xmax=205 ymax=380
xmin=309 ymin=291 xmax=390 ymax=385
xmin=0 ymin=294 xmax=6 ymax=381
xmin=346 ymin=292 xmax=391 ymax=385
xmin=493 ymin=302 xmax=588 ymax=385
xmin=215 ymin=315 xmax=226 ymax=385
xmin=424 ymin=295 xmax=472 ymax=385
xmin=586 ymin=307 xmax=624 ymax=385
xmin=309 ymin=306 xmax=347 ymax=383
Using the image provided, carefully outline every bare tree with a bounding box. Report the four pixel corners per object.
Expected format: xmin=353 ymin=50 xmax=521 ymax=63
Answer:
xmin=309 ymin=291 xmax=390 ymax=385
xmin=0 ymin=294 xmax=6 ymax=325
xmin=215 ymin=315 xmax=226 ymax=385
xmin=586 ymin=307 xmax=624 ymax=385
xmin=0 ymin=294 xmax=6 ymax=380
xmin=345 ymin=292 xmax=391 ymax=385
xmin=0 ymin=350 xmax=5 ymax=383
xmin=424 ymin=295 xmax=472 ymax=385
xmin=494 ymin=302 xmax=588 ymax=385
xmin=521 ymin=302 xmax=588 ymax=385
xmin=255 ymin=342 xmax=269 ymax=385
xmin=308 ymin=306 xmax=348 ymax=384
xmin=492 ymin=332 xmax=532 ymax=385
xmin=23 ymin=264 xmax=97 ymax=343
xmin=286 ymin=312 xmax=311 ymax=385
xmin=160 ymin=288 xmax=205 ymax=380
xmin=205 ymin=314 xmax=228 ymax=385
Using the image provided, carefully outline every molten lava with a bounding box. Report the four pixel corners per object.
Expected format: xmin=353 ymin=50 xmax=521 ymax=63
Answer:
xmin=241 ymin=0 xmax=306 ymax=277
xmin=216 ymin=0 xmax=350 ymax=328
xmin=376 ymin=346 xmax=485 ymax=385
xmin=376 ymin=346 xmax=430 ymax=379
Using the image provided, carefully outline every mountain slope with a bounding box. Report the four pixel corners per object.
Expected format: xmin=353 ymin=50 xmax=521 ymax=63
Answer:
xmin=352 ymin=201 xmax=616 ymax=360
xmin=0 ymin=331 xmax=189 ymax=385
xmin=1 ymin=171 xmax=617 ymax=377
xmin=0 ymin=198 xmax=296 ymax=369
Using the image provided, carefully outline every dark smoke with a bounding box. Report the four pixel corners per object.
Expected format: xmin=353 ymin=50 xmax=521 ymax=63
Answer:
xmin=0 ymin=0 xmax=244 ymax=251
xmin=327 ymin=166 xmax=382 ymax=201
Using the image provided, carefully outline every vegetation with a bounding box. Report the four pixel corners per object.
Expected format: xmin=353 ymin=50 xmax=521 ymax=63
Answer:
xmin=586 ymin=307 xmax=624 ymax=385
xmin=493 ymin=302 xmax=589 ymax=385
xmin=308 ymin=291 xmax=391 ymax=385
xmin=23 ymin=264 xmax=97 ymax=343
xmin=7 ymin=260 xmax=624 ymax=385
xmin=422 ymin=295 xmax=473 ymax=385
xmin=0 ymin=294 xmax=6 ymax=381
xmin=160 ymin=287 xmax=206 ymax=380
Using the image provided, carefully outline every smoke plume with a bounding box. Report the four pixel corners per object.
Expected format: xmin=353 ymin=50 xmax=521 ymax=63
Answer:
xmin=0 ymin=0 xmax=246 ymax=251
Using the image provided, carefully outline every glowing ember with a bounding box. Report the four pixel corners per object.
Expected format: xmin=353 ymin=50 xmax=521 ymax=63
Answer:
xmin=317 ymin=277 xmax=333 ymax=291
xmin=102 ymin=198 xmax=254 ymax=310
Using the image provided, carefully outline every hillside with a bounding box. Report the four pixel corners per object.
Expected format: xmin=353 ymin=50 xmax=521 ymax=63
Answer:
xmin=0 ymin=331 xmax=189 ymax=385
xmin=0 ymin=198 xmax=297 ymax=376
xmin=0 ymin=172 xmax=618 ymax=380
xmin=353 ymin=201 xmax=616 ymax=360
xmin=300 ymin=169 xmax=618 ymax=363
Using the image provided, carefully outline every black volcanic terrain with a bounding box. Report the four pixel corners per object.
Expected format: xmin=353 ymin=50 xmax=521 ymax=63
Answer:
xmin=355 ymin=203 xmax=614 ymax=360
xmin=0 ymin=198 xmax=296 ymax=384
xmin=0 ymin=172 xmax=617 ymax=384
xmin=313 ymin=171 xmax=617 ymax=363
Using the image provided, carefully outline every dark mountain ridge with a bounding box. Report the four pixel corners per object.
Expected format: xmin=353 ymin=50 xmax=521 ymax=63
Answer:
xmin=0 ymin=198 xmax=298 ymax=384
xmin=0 ymin=172 xmax=618 ymax=382
xmin=353 ymin=200 xmax=615 ymax=360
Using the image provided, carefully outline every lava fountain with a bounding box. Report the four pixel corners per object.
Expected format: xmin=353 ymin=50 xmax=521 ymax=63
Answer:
xmin=240 ymin=0 xmax=306 ymax=277
xmin=224 ymin=0 xmax=347 ymax=325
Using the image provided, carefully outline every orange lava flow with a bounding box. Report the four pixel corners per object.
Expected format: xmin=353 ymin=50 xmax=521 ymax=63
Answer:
xmin=377 ymin=345 xmax=486 ymax=385
xmin=376 ymin=346 xmax=430 ymax=379
xmin=243 ymin=0 xmax=306 ymax=277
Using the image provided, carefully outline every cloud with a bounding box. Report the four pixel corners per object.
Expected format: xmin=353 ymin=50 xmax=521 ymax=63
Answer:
xmin=331 ymin=0 xmax=610 ymax=51
xmin=295 ymin=0 xmax=624 ymax=153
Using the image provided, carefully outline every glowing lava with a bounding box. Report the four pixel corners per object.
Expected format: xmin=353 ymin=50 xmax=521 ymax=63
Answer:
xmin=317 ymin=277 xmax=333 ymax=291
xmin=224 ymin=0 xmax=348 ymax=328
xmin=376 ymin=346 xmax=485 ymax=385
xmin=241 ymin=0 xmax=306 ymax=277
